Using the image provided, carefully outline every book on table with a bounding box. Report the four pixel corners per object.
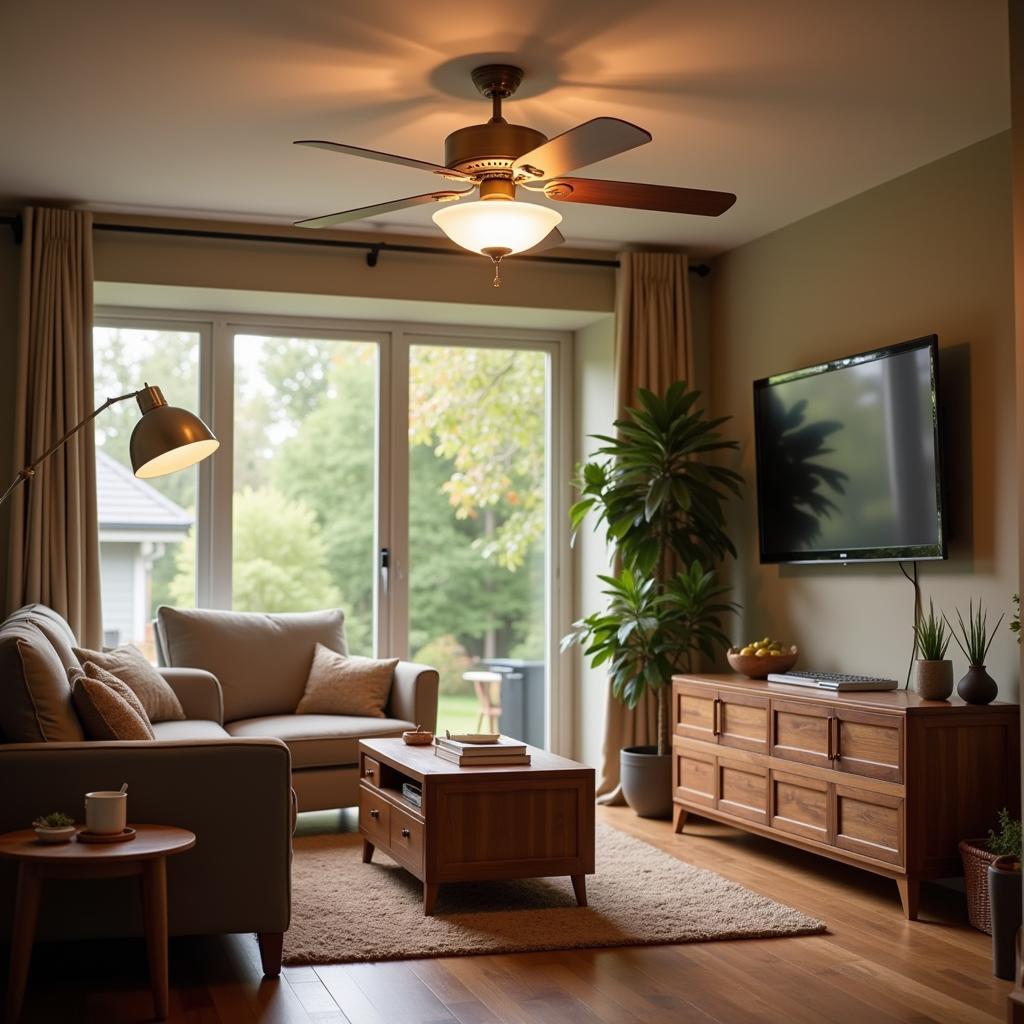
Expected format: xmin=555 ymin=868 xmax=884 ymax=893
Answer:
xmin=435 ymin=736 xmax=527 ymax=756
xmin=434 ymin=746 xmax=532 ymax=767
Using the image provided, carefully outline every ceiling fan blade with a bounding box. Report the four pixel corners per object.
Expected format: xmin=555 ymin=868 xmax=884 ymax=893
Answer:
xmin=512 ymin=118 xmax=651 ymax=180
xmin=541 ymin=177 xmax=736 ymax=217
xmin=294 ymin=140 xmax=470 ymax=181
xmin=521 ymin=227 xmax=566 ymax=255
xmin=294 ymin=188 xmax=472 ymax=229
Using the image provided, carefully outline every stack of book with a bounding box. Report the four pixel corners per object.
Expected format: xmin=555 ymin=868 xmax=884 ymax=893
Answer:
xmin=434 ymin=736 xmax=531 ymax=767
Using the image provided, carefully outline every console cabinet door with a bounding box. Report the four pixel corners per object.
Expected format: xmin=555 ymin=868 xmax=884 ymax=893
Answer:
xmin=717 ymin=757 xmax=768 ymax=824
xmin=770 ymin=769 xmax=830 ymax=845
xmin=832 ymin=784 xmax=903 ymax=866
xmin=717 ymin=692 xmax=769 ymax=754
xmin=673 ymin=743 xmax=716 ymax=808
xmin=674 ymin=683 xmax=717 ymax=743
xmin=834 ymin=709 xmax=904 ymax=783
xmin=771 ymin=699 xmax=832 ymax=768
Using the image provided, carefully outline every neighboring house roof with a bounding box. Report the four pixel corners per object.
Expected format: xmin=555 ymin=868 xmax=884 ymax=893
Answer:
xmin=96 ymin=449 xmax=193 ymax=539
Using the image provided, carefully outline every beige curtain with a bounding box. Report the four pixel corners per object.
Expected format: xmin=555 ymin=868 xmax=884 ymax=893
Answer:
xmin=6 ymin=207 xmax=101 ymax=646
xmin=596 ymin=250 xmax=693 ymax=803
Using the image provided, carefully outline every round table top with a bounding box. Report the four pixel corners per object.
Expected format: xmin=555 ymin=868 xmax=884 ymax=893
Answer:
xmin=0 ymin=824 xmax=196 ymax=863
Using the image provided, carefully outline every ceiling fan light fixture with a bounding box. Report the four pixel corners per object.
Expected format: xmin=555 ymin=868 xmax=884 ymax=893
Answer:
xmin=432 ymin=200 xmax=562 ymax=257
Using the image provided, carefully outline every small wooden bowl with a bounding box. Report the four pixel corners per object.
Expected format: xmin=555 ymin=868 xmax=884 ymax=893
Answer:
xmin=402 ymin=729 xmax=434 ymax=746
xmin=727 ymin=647 xmax=798 ymax=680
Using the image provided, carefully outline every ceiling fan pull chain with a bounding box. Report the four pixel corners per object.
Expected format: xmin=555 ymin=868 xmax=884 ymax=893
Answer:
xmin=491 ymin=258 xmax=502 ymax=288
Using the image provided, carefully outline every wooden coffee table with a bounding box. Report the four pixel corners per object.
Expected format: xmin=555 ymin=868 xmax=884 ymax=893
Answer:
xmin=0 ymin=824 xmax=195 ymax=1023
xmin=358 ymin=738 xmax=595 ymax=915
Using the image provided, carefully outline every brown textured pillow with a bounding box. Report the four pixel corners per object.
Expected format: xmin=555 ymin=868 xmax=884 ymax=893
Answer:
xmin=71 ymin=663 xmax=155 ymax=741
xmin=295 ymin=643 xmax=397 ymax=718
xmin=72 ymin=643 xmax=184 ymax=723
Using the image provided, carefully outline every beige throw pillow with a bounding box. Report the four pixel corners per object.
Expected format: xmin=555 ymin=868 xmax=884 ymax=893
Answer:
xmin=73 ymin=643 xmax=185 ymax=723
xmin=71 ymin=663 xmax=156 ymax=741
xmin=296 ymin=644 xmax=397 ymax=718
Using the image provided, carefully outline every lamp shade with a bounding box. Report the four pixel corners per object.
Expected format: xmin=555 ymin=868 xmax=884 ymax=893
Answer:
xmin=432 ymin=200 xmax=562 ymax=256
xmin=129 ymin=387 xmax=219 ymax=479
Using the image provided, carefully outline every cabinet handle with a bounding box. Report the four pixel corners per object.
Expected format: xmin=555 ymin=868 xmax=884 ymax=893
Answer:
xmin=712 ymin=697 xmax=722 ymax=737
xmin=369 ymin=808 xmax=380 ymax=819
xmin=364 ymin=768 xmax=375 ymax=778
xmin=401 ymin=828 xmax=411 ymax=838
xmin=828 ymin=717 xmax=839 ymax=761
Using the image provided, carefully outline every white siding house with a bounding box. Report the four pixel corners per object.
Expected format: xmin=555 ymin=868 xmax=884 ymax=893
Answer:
xmin=96 ymin=450 xmax=192 ymax=648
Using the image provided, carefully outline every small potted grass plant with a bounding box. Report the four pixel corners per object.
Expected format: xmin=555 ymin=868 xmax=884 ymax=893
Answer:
xmin=945 ymin=600 xmax=1004 ymax=705
xmin=32 ymin=811 xmax=76 ymax=844
xmin=911 ymin=600 xmax=953 ymax=700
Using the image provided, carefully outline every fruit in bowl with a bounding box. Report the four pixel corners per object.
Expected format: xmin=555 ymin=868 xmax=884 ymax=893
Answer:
xmin=727 ymin=637 xmax=798 ymax=679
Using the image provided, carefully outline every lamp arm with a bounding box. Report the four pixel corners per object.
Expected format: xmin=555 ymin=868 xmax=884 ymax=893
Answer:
xmin=0 ymin=390 xmax=142 ymax=508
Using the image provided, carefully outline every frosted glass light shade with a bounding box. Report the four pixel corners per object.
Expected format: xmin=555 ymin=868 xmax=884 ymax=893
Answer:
xmin=433 ymin=200 xmax=562 ymax=256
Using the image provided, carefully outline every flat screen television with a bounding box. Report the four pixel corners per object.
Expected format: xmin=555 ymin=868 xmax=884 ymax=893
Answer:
xmin=752 ymin=335 xmax=946 ymax=564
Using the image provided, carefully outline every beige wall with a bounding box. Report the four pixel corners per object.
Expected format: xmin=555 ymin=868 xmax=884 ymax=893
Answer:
xmin=710 ymin=132 xmax=1019 ymax=699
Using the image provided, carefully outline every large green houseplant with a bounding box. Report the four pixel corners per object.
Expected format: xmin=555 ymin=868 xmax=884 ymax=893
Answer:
xmin=563 ymin=381 xmax=741 ymax=816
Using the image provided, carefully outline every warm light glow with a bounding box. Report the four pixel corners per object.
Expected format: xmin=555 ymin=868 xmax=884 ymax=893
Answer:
xmin=433 ymin=200 xmax=562 ymax=256
xmin=134 ymin=438 xmax=220 ymax=479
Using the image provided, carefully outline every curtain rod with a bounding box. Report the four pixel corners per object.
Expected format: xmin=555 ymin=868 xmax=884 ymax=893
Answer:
xmin=1 ymin=213 xmax=711 ymax=276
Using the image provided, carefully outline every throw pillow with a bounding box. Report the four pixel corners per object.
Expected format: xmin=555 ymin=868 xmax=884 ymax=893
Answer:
xmin=295 ymin=643 xmax=397 ymax=718
xmin=71 ymin=663 xmax=156 ymax=741
xmin=72 ymin=643 xmax=185 ymax=723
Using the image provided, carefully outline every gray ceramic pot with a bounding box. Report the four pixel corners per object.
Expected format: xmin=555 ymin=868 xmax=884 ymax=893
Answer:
xmin=620 ymin=745 xmax=672 ymax=819
xmin=958 ymin=664 xmax=998 ymax=705
xmin=912 ymin=659 xmax=954 ymax=701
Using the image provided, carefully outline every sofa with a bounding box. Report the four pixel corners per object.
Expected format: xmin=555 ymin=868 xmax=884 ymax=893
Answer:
xmin=154 ymin=605 xmax=439 ymax=812
xmin=0 ymin=604 xmax=292 ymax=975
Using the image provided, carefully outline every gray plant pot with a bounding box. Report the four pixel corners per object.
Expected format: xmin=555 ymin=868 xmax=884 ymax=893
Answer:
xmin=620 ymin=745 xmax=673 ymax=819
xmin=912 ymin=659 xmax=954 ymax=701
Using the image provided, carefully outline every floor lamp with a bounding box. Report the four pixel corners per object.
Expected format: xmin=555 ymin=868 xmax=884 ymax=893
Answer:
xmin=0 ymin=384 xmax=219 ymax=507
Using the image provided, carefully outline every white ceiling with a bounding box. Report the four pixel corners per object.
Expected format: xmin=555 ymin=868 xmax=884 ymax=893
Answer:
xmin=0 ymin=0 xmax=1010 ymax=255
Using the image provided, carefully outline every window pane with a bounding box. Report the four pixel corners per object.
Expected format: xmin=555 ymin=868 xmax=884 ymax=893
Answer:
xmin=93 ymin=326 xmax=200 ymax=657
xmin=408 ymin=344 xmax=548 ymax=742
xmin=232 ymin=335 xmax=378 ymax=653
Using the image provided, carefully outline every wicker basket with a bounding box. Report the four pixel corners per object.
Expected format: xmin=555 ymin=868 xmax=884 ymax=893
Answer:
xmin=959 ymin=838 xmax=998 ymax=934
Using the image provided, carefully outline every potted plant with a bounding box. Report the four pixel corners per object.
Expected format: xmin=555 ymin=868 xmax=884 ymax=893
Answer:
xmin=985 ymin=809 xmax=1022 ymax=980
xmin=945 ymin=599 xmax=1004 ymax=705
xmin=911 ymin=600 xmax=953 ymax=700
xmin=32 ymin=811 xmax=76 ymax=844
xmin=563 ymin=381 xmax=742 ymax=817
xmin=961 ymin=808 xmax=1021 ymax=936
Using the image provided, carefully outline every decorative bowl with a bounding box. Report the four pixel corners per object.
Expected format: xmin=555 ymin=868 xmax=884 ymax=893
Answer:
xmin=33 ymin=825 xmax=77 ymax=844
xmin=402 ymin=728 xmax=434 ymax=746
xmin=727 ymin=646 xmax=798 ymax=680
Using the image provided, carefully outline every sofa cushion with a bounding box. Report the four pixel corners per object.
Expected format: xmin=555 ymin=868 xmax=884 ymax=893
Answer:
xmin=224 ymin=714 xmax=413 ymax=769
xmin=156 ymin=607 xmax=347 ymax=722
xmin=73 ymin=643 xmax=185 ymax=723
xmin=71 ymin=664 xmax=155 ymax=741
xmin=9 ymin=604 xmax=81 ymax=672
xmin=295 ymin=644 xmax=397 ymax=719
xmin=0 ymin=618 xmax=84 ymax=742
xmin=151 ymin=719 xmax=232 ymax=741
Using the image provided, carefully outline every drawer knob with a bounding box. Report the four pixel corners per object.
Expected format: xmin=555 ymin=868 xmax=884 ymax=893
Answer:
xmin=401 ymin=828 xmax=411 ymax=838
xmin=364 ymin=768 xmax=375 ymax=777
xmin=369 ymin=808 xmax=380 ymax=819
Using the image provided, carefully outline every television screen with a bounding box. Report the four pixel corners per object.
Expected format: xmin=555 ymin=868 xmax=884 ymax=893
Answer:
xmin=753 ymin=335 xmax=946 ymax=563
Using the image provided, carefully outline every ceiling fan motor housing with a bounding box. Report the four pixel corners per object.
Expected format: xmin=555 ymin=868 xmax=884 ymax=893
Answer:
xmin=444 ymin=122 xmax=547 ymax=186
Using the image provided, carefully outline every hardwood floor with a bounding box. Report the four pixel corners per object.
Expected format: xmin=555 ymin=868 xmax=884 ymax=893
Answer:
xmin=5 ymin=805 xmax=1011 ymax=1023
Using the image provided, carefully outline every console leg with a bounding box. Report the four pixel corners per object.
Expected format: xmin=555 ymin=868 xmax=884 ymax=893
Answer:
xmin=896 ymin=877 xmax=919 ymax=920
xmin=673 ymin=805 xmax=688 ymax=834
xmin=256 ymin=931 xmax=283 ymax=978
xmin=571 ymin=874 xmax=588 ymax=907
xmin=361 ymin=839 xmax=375 ymax=864
xmin=424 ymin=883 xmax=439 ymax=916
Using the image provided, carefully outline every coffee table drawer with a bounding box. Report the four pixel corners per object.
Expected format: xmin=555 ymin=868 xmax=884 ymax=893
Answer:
xmin=390 ymin=805 xmax=424 ymax=873
xmin=361 ymin=755 xmax=381 ymax=787
xmin=359 ymin=786 xmax=391 ymax=846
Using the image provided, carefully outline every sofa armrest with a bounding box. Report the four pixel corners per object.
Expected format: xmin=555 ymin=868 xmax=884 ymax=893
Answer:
xmin=388 ymin=661 xmax=439 ymax=731
xmin=0 ymin=738 xmax=292 ymax=939
xmin=159 ymin=667 xmax=224 ymax=724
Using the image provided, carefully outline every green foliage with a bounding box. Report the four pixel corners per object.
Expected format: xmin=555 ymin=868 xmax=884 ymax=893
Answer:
xmin=33 ymin=812 xmax=74 ymax=828
xmin=1011 ymin=594 xmax=1020 ymax=645
xmin=565 ymin=381 xmax=741 ymax=754
xmin=987 ymin=808 xmax=1022 ymax=859
xmin=913 ymin=600 xmax=950 ymax=661
xmin=563 ymin=562 xmax=734 ymax=712
xmin=412 ymin=635 xmax=474 ymax=696
xmin=946 ymin=599 xmax=1004 ymax=667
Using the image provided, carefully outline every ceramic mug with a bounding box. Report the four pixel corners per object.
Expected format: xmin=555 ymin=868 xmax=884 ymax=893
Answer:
xmin=84 ymin=791 xmax=127 ymax=835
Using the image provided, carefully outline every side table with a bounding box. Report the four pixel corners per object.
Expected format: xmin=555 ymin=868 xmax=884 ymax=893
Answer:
xmin=0 ymin=824 xmax=196 ymax=1023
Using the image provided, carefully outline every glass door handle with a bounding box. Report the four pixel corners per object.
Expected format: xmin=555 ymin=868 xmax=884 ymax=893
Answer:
xmin=379 ymin=547 xmax=390 ymax=597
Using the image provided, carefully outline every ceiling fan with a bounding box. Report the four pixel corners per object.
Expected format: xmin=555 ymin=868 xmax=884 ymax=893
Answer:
xmin=293 ymin=64 xmax=736 ymax=285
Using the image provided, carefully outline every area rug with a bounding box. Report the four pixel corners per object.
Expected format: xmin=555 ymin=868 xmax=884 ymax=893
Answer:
xmin=283 ymin=823 xmax=825 ymax=965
